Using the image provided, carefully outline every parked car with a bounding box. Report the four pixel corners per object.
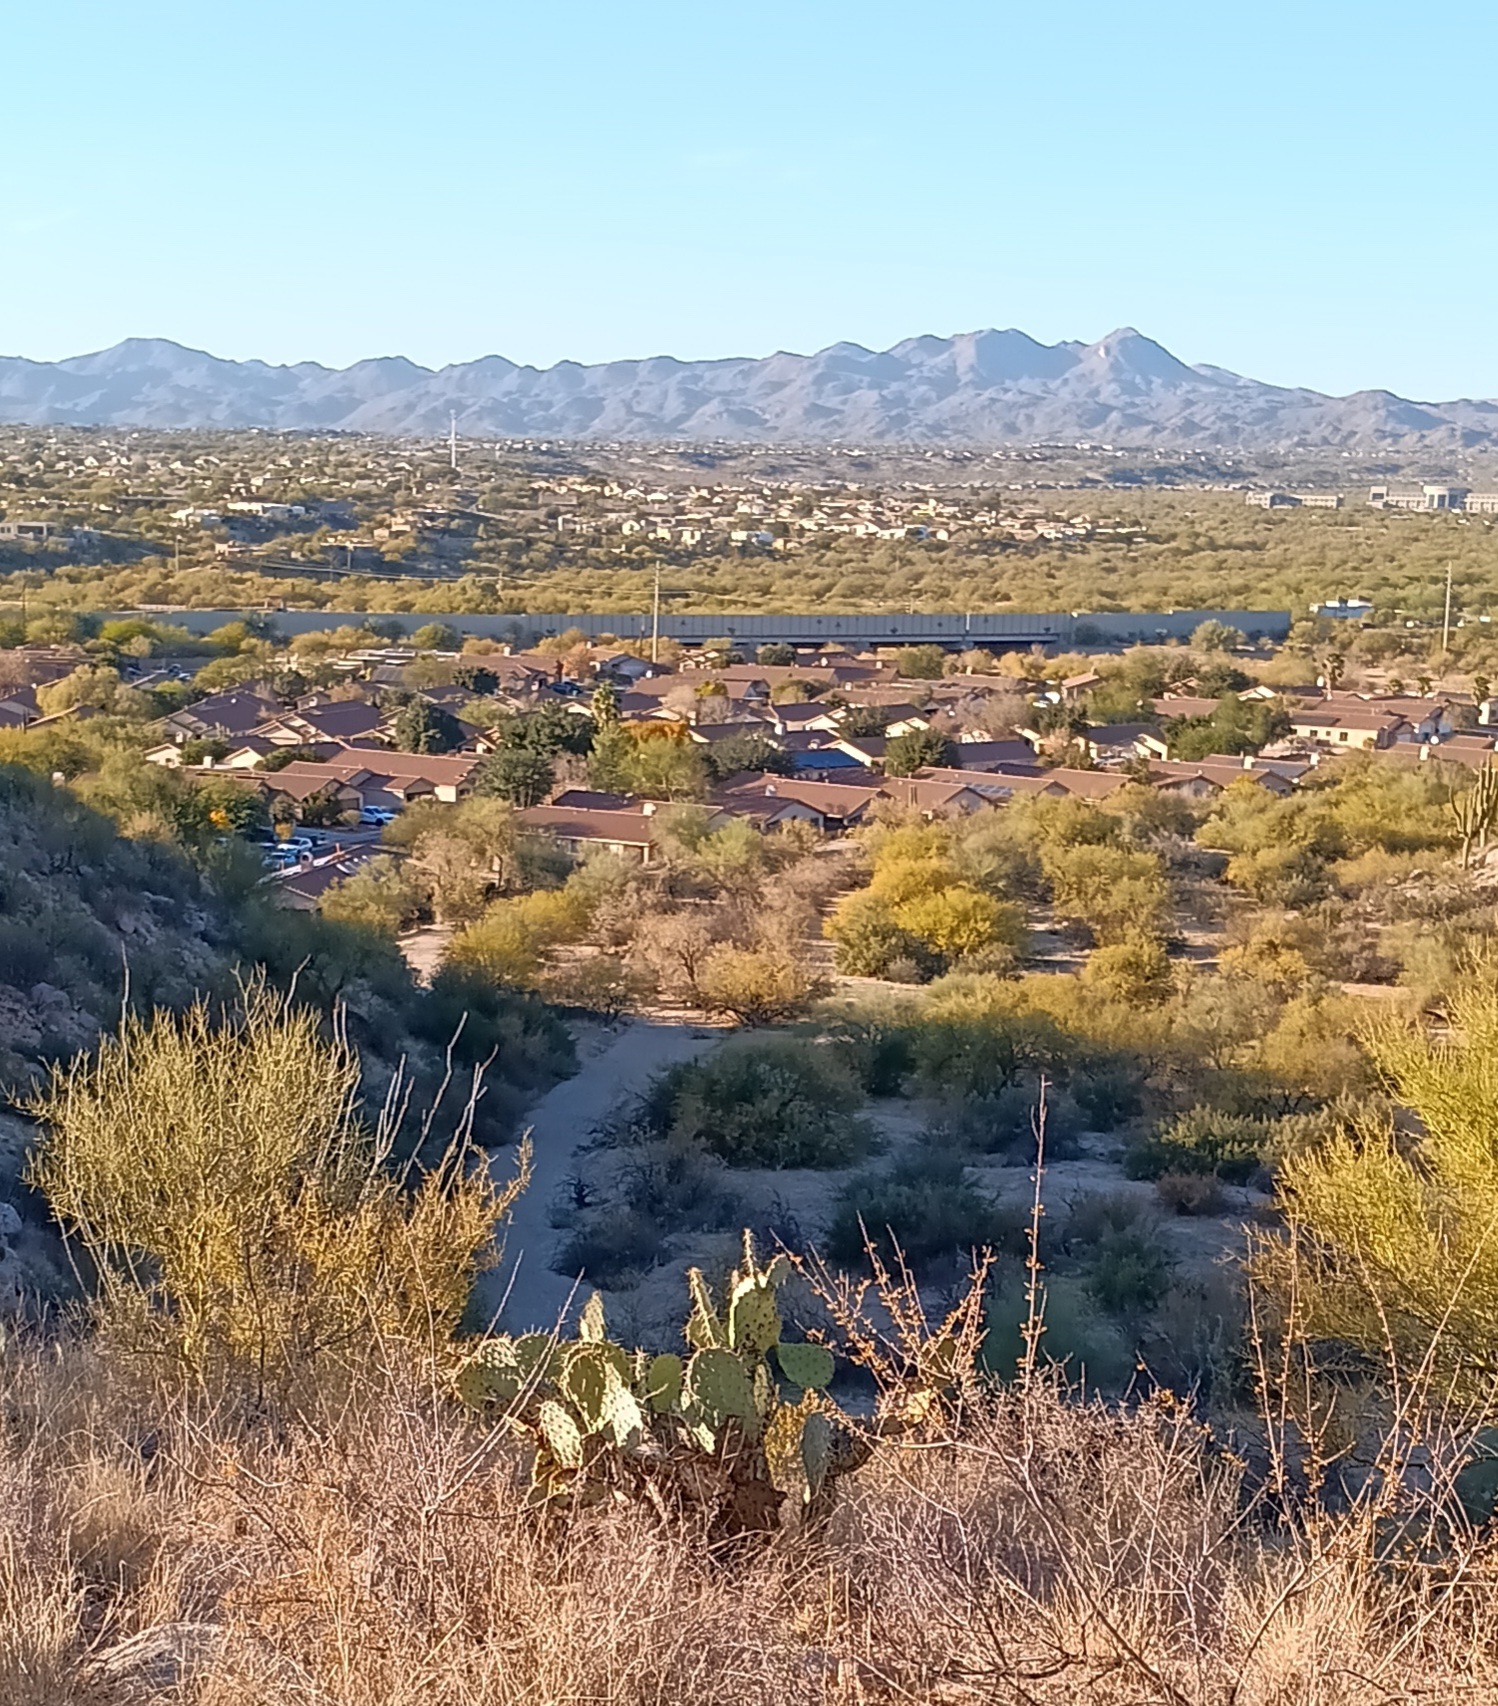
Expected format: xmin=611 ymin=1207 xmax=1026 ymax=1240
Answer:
xmin=359 ymin=807 xmax=396 ymax=826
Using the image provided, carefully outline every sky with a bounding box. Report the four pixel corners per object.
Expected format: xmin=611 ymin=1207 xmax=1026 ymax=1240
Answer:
xmin=5 ymin=0 xmax=1497 ymax=400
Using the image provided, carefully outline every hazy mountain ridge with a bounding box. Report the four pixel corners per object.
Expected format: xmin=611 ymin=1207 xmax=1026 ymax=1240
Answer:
xmin=3 ymin=327 xmax=1498 ymax=450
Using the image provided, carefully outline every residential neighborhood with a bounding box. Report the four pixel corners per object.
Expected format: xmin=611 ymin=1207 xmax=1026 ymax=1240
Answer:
xmin=2 ymin=614 xmax=1491 ymax=911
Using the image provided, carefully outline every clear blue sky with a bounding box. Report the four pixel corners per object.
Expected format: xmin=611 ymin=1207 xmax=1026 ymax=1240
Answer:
xmin=6 ymin=0 xmax=1496 ymax=399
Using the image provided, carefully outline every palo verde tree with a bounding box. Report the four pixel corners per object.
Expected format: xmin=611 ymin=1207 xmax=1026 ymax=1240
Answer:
xmin=1265 ymin=979 xmax=1498 ymax=1408
xmin=27 ymin=982 xmax=525 ymax=1396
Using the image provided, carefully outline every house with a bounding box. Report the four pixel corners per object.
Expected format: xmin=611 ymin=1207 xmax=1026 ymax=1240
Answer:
xmin=0 ymin=646 xmax=86 ymax=688
xmin=1059 ymin=670 xmax=1103 ymax=702
xmin=1350 ymin=696 xmax=1454 ymax=743
xmin=1286 ymin=706 xmax=1407 ymax=750
xmin=1380 ymin=735 xmax=1498 ymax=772
xmin=549 ymin=789 xmax=640 ymax=812
xmin=1145 ymin=759 xmax=1295 ymax=799
xmin=592 ymin=652 xmax=660 ymax=686
xmin=826 ymin=733 xmax=890 ymax=769
xmin=711 ymin=774 xmax=880 ymax=834
xmin=0 ymin=686 xmax=39 ymax=728
xmin=973 ymin=767 xmax=1135 ymax=802
xmin=254 ymin=765 xmax=367 ymax=818
xmin=877 ymin=776 xmax=992 ymax=818
xmin=516 ymin=803 xmax=664 ymax=863
xmin=1080 ymin=723 xmax=1168 ymax=762
xmin=778 ymin=733 xmax=874 ymax=781
xmin=268 ymin=845 xmax=388 ymax=911
xmin=1150 ymin=695 xmax=1221 ymax=722
xmin=258 ymin=700 xmax=390 ymax=746
xmin=914 ymin=765 xmax=1040 ymax=795
xmin=159 ymin=688 xmax=280 ymax=744
xmin=759 ymin=701 xmax=844 ymax=737
xmin=944 ymin=738 xmax=1039 ymax=771
xmin=248 ymin=748 xmax=482 ymax=817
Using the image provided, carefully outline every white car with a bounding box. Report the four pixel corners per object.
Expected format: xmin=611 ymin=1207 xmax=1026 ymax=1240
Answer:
xmin=359 ymin=807 xmax=396 ymax=827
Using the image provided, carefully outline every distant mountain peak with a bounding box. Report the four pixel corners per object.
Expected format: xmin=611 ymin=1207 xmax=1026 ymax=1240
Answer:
xmin=0 ymin=329 xmax=1490 ymax=450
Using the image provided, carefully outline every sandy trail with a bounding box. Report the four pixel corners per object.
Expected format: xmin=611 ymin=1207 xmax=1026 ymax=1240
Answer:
xmin=475 ymin=1018 xmax=718 ymax=1334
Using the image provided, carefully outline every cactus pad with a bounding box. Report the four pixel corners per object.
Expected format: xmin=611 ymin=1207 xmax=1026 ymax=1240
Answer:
xmin=579 ymin=1290 xmax=607 ymax=1343
xmin=560 ymin=1342 xmax=630 ymax=1430
xmin=728 ymin=1280 xmax=782 ymax=1355
xmin=774 ymin=1340 xmax=835 ymax=1390
xmin=685 ymin=1268 xmax=725 ymax=1350
xmin=763 ymin=1402 xmax=808 ymax=1494
xmin=642 ymin=1352 xmax=684 ymax=1413
xmin=537 ymin=1399 xmax=584 ymax=1469
xmin=454 ymin=1338 xmax=526 ymax=1409
xmin=601 ymin=1383 xmax=645 ymax=1447
xmin=685 ymin=1347 xmax=757 ymax=1426
xmin=800 ymin=1411 xmax=832 ymax=1495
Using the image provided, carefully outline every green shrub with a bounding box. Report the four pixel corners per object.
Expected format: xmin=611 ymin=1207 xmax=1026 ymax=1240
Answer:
xmin=1069 ymin=1057 xmax=1147 ymax=1130
xmin=938 ymin=1079 xmax=1083 ymax=1159
xmin=1124 ymin=1104 xmax=1271 ymax=1185
xmin=1059 ymin=1189 xmax=1157 ymax=1255
xmin=616 ymin=1140 xmax=742 ymax=1231
xmin=982 ymin=1273 xmax=1135 ymax=1391
xmin=826 ymin=1014 xmax=916 ymax=1096
xmin=657 ymin=1041 xmax=872 ymax=1170
xmin=1086 ymin=1228 xmax=1175 ymax=1318
xmin=553 ymin=1210 xmax=662 ymax=1287
xmin=826 ymin=1152 xmax=1001 ymax=1266
xmin=909 ymin=1010 xmax=1066 ymax=1102
xmin=1154 ymin=1170 xmax=1227 ymax=1216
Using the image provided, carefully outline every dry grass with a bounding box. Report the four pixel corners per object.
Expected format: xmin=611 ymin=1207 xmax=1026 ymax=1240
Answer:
xmin=4 ymin=1334 xmax=1498 ymax=1706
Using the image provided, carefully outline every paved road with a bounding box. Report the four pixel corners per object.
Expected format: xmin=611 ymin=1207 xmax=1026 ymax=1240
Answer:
xmin=475 ymin=1018 xmax=719 ymax=1334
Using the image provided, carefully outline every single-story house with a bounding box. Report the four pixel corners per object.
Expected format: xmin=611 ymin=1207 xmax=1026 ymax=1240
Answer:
xmin=517 ymin=803 xmax=663 ymax=863
xmin=711 ymin=773 xmax=880 ymax=834
xmin=1287 ymin=707 xmax=1407 ymax=750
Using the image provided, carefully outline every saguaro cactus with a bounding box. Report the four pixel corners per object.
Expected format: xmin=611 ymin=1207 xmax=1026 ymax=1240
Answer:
xmin=1451 ymin=763 xmax=1498 ymax=868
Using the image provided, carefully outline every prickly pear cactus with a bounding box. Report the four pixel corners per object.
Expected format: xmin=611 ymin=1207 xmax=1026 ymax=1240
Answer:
xmin=643 ymin=1352 xmax=683 ymax=1413
xmin=450 ymin=1249 xmax=874 ymax=1539
xmin=774 ymin=1339 xmax=835 ymax=1390
xmin=685 ymin=1346 xmax=758 ymax=1429
xmin=728 ymin=1279 xmax=781 ymax=1355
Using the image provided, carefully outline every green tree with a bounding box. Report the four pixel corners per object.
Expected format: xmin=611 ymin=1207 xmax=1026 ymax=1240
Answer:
xmin=1192 ymin=620 xmax=1245 ymax=652
xmin=590 ymin=679 xmax=620 ymax=727
xmin=321 ymin=854 xmax=425 ymax=935
xmin=474 ymin=745 xmax=555 ymax=806
xmin=702 ymin=731 xmax=793 ymax=781
xmin=896 ymin=645 xmax=949 ymax=680
xmin=884 ymin=727 xmax=956 ymax=776
xmin=393 ymin=699 xmax=464 ymax=754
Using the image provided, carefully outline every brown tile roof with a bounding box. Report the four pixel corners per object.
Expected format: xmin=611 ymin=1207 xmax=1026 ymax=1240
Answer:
xmin=517 ymin=805 xmax=658 ymax=846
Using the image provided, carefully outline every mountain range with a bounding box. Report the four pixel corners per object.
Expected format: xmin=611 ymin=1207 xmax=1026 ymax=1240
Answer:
xmin=4 ymin=328 xmax=1498 ymax=451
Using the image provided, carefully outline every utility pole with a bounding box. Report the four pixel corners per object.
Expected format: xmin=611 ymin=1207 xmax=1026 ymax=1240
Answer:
xmin=651 ymin=563 xmax=661 ymax=664
xmin=449 ymin=413 xmax=458 ymax=474
xmin=1442 ymin=559 xmax=1454 ymax=660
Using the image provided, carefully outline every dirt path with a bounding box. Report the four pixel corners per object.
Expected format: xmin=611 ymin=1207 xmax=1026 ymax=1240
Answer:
xmin=397 ymin=924 xmax=452 ymax=986
xmin=475 ymin=1018 xmax=720 ymax=1334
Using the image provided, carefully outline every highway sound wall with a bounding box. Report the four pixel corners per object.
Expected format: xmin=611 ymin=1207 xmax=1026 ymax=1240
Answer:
xmin=115 ymin=608 xmax=1292 ymax=647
